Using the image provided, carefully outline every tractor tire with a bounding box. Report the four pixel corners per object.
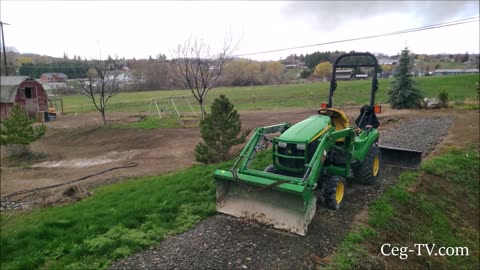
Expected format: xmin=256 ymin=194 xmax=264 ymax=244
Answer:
xmin=353 ymin=145 xmax=382 ymax=185
xmin=323 ymin=175 xmax=347 ymax=210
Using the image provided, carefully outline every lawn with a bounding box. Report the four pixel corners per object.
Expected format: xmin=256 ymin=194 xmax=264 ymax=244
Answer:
xmin=0 ymin=163 xmax=221 ymax=269
xmin=60 ymin=74 xmax=479 ymax=114
xmin=0 ymin=151 xmax=270 ymax=270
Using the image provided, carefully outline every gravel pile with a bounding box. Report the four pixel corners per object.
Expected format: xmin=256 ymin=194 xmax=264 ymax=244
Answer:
xmin=380 ymin=117 xmax=454 ymax=156
xmin=110 ymin=116 xmax=454 ymax=270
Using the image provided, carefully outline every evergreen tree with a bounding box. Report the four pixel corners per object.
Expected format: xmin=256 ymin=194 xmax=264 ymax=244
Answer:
xmin=388 ymin=47 xmax=424 ymax=109
xmin=0 ymin=104 xmax=46 ymax=145
xmin=194 ymin=95 xmax=248 ymax=164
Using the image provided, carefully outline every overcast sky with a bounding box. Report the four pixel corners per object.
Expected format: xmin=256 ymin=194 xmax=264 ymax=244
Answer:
xmin=1 ymin=1 xmax=479 ymax=61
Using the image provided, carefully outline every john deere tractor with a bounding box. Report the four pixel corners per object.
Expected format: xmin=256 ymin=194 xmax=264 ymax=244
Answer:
xmin=214 ymin=52 xmax=421 ymax=235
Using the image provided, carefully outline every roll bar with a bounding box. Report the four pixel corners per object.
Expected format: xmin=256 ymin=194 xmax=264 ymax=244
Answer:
xmin=328 ymin=52 xmax=379 ymax=108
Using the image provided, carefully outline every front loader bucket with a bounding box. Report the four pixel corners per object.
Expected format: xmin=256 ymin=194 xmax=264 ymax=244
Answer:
xmin=379 ymin=145 xmax=423 ymax=168
xmin=214 ymin=170 xmax=316 ymax=236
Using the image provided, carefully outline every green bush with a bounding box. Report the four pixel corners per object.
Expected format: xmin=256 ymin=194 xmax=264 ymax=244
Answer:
xmin=438 ymin=90 xmax=449 ymax=108
xmin=0 ymin=104 xmax=46 ymax=145
xmin=195 ymin=95 xmax=249 ymax=164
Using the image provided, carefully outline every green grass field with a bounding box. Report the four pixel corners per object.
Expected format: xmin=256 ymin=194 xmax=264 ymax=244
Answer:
xmin=0 ymin=151 xmax=272 ymax=270
xmin=0 ymin=164 xmax=221 ymax=269
xmin=61 ymin=75 xmax=479 ymax=114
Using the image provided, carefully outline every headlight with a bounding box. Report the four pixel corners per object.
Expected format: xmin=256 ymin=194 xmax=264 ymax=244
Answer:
xmin=296 ymin=144 xmax=306 ymax=150
xmin=278 ymin=142 xmax=287 ymax=148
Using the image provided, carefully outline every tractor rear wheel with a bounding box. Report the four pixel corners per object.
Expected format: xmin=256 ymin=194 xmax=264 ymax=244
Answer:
xmin=353 ymin=145 xmax=382 ymax=185
xmin=323 ymin=175 xmax=347 ymax=210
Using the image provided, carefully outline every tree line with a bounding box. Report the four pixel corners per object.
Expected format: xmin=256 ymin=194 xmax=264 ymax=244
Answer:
xmin=18 ymin=62 xmax=91 ymax=79
xmin=10 ymin=50 xmax=477 ymax=91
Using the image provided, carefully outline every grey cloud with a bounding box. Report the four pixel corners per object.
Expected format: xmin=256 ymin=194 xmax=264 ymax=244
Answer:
xmin=284 ymin=1 xmax=479 ymax=29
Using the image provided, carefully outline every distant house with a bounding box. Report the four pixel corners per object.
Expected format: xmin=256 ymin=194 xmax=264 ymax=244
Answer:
xmin=1 ymin=76 xmax=48 ymax=119
xmin=378 ymin=58 xmax=398 ymax=65
xmin=282 ymin=59 xmax=304 ymax=69
xmin=439 ymin=57 xmax=455 ymax=63
xmin=381 ymin=72 xmax=393 ymax=78
xmin=335 ymin=69 xmax=352 ymax=80
xmin=285 ymin=64 xmax=299 ymax=69
xmin=40 ymin=73 xmax=68 ymax=83
xmin=355 ymin=74 xmax=368 ymax=79
xmin=116 ymin=72 xmax=132 ymax=82
xmin=433 ymin=69 xmax=479 ymax=76
xmin=106 ymin=72 xmax=135 ymax=85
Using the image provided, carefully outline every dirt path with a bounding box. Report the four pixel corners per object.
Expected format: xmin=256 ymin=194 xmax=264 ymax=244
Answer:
xmin=109 ymin=109 xmax=478 ymax=270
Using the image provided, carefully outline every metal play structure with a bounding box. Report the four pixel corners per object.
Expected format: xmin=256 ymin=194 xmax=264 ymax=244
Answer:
xmin=147 ymin=96 xmax=197 ymax=121
xmin=47 ymin=98 xmax=64 ymax=115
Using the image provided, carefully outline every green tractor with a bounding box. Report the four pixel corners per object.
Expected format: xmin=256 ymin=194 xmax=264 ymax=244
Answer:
xmin=214 ymin=52 xmax=421 ymax=235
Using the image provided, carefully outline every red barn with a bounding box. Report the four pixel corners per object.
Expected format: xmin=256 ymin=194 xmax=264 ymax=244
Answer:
xmin=1 ymin=76 xmax=48 ymax=119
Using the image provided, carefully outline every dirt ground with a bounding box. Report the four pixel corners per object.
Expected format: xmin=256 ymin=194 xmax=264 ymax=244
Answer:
xmin=1 ymin=107 xmax=478 ymax=208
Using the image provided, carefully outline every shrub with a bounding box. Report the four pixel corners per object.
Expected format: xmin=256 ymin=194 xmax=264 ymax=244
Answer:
xmin=0 ymin=104 xmax=46 ymax=145
xmin=194 ymin=95 xmax=249 ymax=164
xmin=438 ymin=90 xmax=449 ymax=108
xmin=300 ymin=69 xmax=312 ymax=79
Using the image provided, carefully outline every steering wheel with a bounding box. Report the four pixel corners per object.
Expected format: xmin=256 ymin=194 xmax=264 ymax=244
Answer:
xmin=317 ymin=108 xmax=335 ymax=117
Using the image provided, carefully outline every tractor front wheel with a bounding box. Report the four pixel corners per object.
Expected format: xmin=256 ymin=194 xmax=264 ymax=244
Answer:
xmin=323 ymin=176 xmax=347 ymax=210
xmin=353 ymin=145 xmax=382 ymax=185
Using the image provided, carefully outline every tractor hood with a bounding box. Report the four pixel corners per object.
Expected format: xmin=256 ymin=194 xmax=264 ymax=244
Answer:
xmin=279 ymin=115 xmax=331 ymax=143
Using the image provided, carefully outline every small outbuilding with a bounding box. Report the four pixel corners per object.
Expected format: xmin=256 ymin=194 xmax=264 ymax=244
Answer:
xmin=335 ymin=69 xmax=353 ymax=80
xmin=1 ymin=76 xmax=48 ymax=119
xmin=433 ymin=69 xmax=479 ymax=76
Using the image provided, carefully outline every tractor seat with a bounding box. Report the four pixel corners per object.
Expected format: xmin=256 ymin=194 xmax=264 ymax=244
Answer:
xmin=355 ymin=105 xmax=379 ymax=129
xmin=317 ymin=108 xmax=350 ymax=131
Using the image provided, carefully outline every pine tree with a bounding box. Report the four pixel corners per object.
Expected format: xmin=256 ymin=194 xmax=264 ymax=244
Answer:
xmin=194 ymin=95 xmax=248 ymax=164
xmin=0 ymin=104 xmax=46 ymax=145
xmin=388 ymin=47 xmax=424 ymax=109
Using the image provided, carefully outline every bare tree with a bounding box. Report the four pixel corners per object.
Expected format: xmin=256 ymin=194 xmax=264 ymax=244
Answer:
xmin=171 ymin=34 xmax=239 ymax=118
xmin=79 ymin=60 xmax=120 ymax=125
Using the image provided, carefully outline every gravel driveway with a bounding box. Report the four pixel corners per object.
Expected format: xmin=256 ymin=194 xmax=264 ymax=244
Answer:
xmin=110 ymin=116 xmax=453 ymax=270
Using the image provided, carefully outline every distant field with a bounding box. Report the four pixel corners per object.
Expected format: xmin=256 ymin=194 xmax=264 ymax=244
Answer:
xmin=60 ymin=74 xmax=479 ymax=114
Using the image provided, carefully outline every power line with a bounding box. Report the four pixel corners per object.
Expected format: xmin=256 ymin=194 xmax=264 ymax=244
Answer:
xmin=233 ymin=17 xmax=480 ymax=57
xmin=4 ymin=64 xmax=93 ymax=68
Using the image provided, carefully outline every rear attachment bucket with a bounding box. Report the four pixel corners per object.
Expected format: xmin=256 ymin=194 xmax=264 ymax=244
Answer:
xmin=214 ymin=171 xmax=316 ymax=236
xmin=379 ymin=145 xmax=423 ymax=168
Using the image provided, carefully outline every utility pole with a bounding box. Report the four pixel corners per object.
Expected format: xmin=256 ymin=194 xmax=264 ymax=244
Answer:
xmin=0 ymin=21 xmax=10 ymax=76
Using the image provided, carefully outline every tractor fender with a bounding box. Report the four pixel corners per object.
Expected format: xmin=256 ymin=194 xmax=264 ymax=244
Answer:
xmin=352 ymin=129 xmax=379 ymax=162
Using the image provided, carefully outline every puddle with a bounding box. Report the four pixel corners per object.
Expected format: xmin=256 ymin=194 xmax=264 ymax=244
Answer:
xmin=32 ymin=150 xmax=143 ymax=168
xmin=32 ymin=158 xmax=116 ymax=168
